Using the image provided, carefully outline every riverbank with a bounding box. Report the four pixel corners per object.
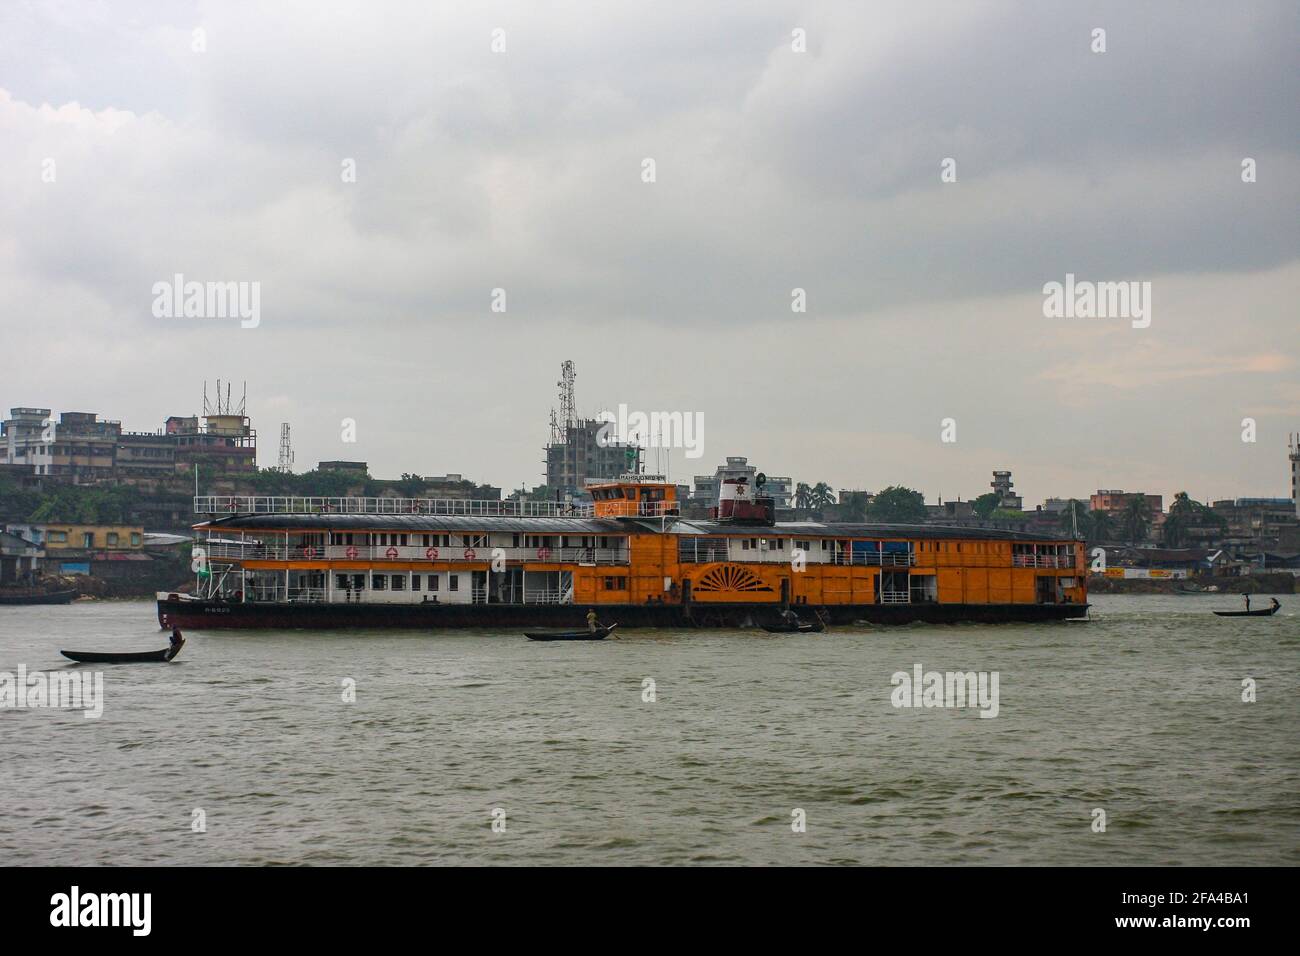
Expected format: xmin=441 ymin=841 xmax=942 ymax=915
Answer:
xmin=1087 ymin=572 xmax=1295 ymax=594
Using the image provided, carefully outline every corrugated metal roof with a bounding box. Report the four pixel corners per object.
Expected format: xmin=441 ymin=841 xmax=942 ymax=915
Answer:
xmin=663 ymin=519 xmax=1071 ymax=543
xmin=198 ymin=514 xmax=628 ymax=534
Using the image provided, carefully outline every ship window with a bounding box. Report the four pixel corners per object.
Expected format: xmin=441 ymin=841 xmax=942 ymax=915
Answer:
xmin=957 ymin=543 xmax=962 ymax=553
xmin=449 ymin=575 xmax=458 ymax=592
xmin=392 ymin=575 xmax=406 ymax=591
xmin=412 ymin=575 xmax=421 ymax=591
xmin=336 ymin=575 xmax=350 ymax=589
xmin=428 ymin=575 xmax=439 ymax=591
xmin=372 ymin=575 xmax=387 ymax=591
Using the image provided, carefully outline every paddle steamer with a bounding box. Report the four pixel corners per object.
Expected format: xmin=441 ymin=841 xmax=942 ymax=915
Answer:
xmin=157 ymin=475 xmax=1088 ymax=629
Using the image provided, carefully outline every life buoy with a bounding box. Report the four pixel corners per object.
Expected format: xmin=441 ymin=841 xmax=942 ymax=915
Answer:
xmin=537 ymin=547 xmax=552 ymax=560
xmin=463 ymin=548 xmax=476 ymax=560
xmin=345 ymin=545 xmax=358 ymax=560
xmin=385 ymin=546 xmax=399 ymax=559
xmin=426 ymin=547 xmax=438 ymax=559
xmin=301 ymin=545 xmax=316 ymax=559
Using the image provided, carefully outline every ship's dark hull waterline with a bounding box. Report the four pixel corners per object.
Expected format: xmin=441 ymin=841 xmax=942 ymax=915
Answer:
xmin=157 ymin=598 xmax=1088 ymax=630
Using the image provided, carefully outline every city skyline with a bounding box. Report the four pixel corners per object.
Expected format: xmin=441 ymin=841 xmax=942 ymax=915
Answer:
xmin=4 ymin=385 xmax=1297 ymax=511
xmin=2 ymin=1 xmax=1296 ymax=509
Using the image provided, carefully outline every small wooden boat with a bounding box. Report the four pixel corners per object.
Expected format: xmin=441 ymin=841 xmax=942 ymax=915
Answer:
xmin=61 ymin=637 xmax=185 ymax=664
xmin=761 ymin=618 xmax=826 ymax=633
xmin=1212 ymin=604 xmax=1280 ymax=617
xmin=524 ymin=624 xmax=617 ymax=642
xmin=0 ymin=587 xmax=78 ymax=606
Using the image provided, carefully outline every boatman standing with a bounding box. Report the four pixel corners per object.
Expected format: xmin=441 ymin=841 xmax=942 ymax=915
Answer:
xmin=1242 ymin=593 xmax=1251 ymax=611
xmin=587 ymin=608 xmax=600 ymax=632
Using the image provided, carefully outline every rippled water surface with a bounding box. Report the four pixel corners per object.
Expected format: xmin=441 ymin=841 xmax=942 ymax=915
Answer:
xmin=1 ymin=596 xmax=1297 ymax=865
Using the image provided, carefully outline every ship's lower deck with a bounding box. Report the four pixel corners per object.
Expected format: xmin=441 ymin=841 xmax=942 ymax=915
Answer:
xmin=157 ymin=597 xmax=1088 ymax=630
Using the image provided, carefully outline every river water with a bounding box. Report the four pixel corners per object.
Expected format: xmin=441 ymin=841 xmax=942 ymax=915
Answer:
xmin=1 ymin=595 xmax=1296 ymax=865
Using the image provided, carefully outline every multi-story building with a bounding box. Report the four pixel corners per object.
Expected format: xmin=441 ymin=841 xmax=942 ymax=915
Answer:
xmin=990 ymin=471 xmax=1023 ymax=511
xmin=1089 ymin=489 xmax=1164 ymax=516
xmin=116 ymin=431 xmax=179 ymax=480
xmin=7 ymin=523 xmax=143 ymax=552
xmin=545 ymin=418 xmax=642 ymax=494
xmin=168 ymin=412 xmax=257 ymax=474
xmin=1210 ymin=498 xmax=1298 ymax=550
xmin=3 ymin=406 xmax=257 ymax=484
xmin=3 ymin=409 xmax=120 ymax=480
xmin=319 ymin=460 xmax=369 ymax=476
xmin=0 ymin=529 xmax=43 ymax=584
xmin=692 ymin=457 xmax=792 ymax=509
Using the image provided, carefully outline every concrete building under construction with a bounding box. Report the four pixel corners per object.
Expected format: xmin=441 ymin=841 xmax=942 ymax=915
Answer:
xmin=543 ymin=361 xmax=641 ymax=495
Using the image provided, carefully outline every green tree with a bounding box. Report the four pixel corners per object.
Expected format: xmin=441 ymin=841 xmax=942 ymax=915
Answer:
xmin=838 ymin=491 xmax=870 ymax=521
xmin=394 ymin=473 xmax=426 ymax=497
xmin=1121 ymin=494 xmax=1151 ymax=544
xmin=866 ymin=486 xmax=928 ymax=523
xmin=1088 ymin=509 xmax=1113 ymax=543
xmin=971 ymin=492 xmax=1001 ymax=518
xmin=1058 ymin=499 xmax=1089 ymax=537
xmin=794 ymin=482 xmax=812 ymax=511
xmin=808 ymin=482 xmax=836 ymax=510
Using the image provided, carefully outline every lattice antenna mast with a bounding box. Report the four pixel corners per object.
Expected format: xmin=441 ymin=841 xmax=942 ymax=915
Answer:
xmin=203 ymin=379 xmax=247 ymax=417
xmin=558 ymin=360 xmax=576 ymax=431
xmin=278 ymin=423 xmax=294 ymax=472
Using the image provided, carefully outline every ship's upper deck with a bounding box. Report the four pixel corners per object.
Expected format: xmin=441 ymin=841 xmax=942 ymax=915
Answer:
xmin=195 ymin=510 xmax=1075 ymax=544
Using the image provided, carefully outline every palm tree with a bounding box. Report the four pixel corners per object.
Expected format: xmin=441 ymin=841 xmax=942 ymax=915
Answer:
xmin=1162 ymin=491 xmax=1193 ymax=547
xmin=794 ymin=482 xmax=812 ymax=511
xmin=1121 ymin=495 xmax=1151 ymax=544
xmin=809 ymin=482 xmax=835 ymax=510
xmin=1088 ymin=509 xmax=1113 ymax=543
xmin=1058 ymin=499 xmax=1088 ymax=537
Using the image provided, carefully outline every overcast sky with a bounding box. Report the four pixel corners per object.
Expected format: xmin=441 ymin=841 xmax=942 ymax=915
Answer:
xmin=2 ymin=1 xmax=1296 ymax=505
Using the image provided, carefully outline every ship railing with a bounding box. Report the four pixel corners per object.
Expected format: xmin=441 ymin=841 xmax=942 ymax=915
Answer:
xmin=677 ymin=546 xmax=734 ymax=564
xmin=1012 ymin=555 xmax=1076 ymax=569
xmin=880 ymin=590 xmax=910 ymax=604
xmin=467 ymin=587 xmax=569 ymax=605
xmin=194 ymin=495 xmax=595 ymax=518
xmin=317 ymin=545 xmax=627 ymax=565
xmin=205 ymin=542 xmax=288 ymax=560
xmin=201 ymin=543 xmax=628 ymax=564
xmin=832 ymin=551 xmax=916 ymax=567
xmin=238 ymin=585 xmax=327 ymax=603
xmin=522 ymin=588 xmax=569 ymax=605
xmin=596 ymin=501 xmax=681 ymax=518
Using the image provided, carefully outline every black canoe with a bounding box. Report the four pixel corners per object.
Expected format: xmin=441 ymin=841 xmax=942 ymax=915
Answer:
xmin=761 ymin=619 xmax=826 ymax=633
xmin=61 ymin=640 xmax=184 ymax=664
xmin=1212 ymin=605 xmax=1280 ymax=617
xmin=525 ymin=624 xmax=617 ymax=642
xmin=0 ymin=588 xmax=78 ymax=606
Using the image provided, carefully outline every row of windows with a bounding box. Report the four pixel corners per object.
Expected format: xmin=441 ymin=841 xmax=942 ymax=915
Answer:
xmin=324 ymin=532 xmax=619 ymax=548
xmin=304 ymin=534 xmax=1067 ymax=554
xmin=43 ymin=530 xmax=140 ymax=547
xmin=339 ymin=573 xmax=458 ymax=592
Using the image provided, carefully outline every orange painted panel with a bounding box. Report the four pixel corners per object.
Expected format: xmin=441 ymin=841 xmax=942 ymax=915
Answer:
xmin=937 ymin=568 xmax=963 ymax=603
